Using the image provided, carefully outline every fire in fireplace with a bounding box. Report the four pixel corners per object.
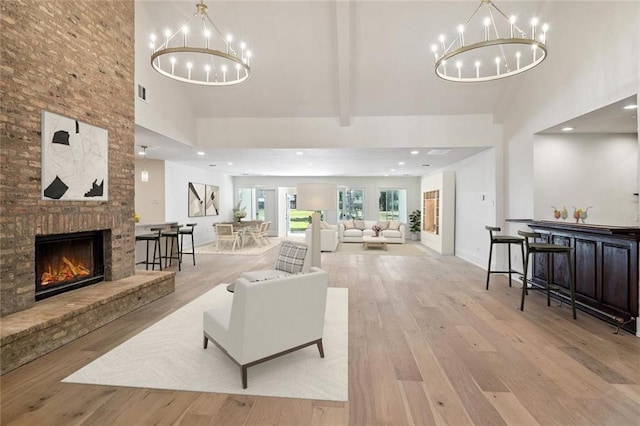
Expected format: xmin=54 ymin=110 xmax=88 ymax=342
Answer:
xmin=35 ymin=231 xmax=105 ymax=300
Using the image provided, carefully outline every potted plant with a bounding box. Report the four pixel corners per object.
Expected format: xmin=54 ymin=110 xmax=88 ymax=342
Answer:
xmin=233 ymin=201 xmax=247 ymax=222
xmin=408 ymin=209 xmax=421 ymax=241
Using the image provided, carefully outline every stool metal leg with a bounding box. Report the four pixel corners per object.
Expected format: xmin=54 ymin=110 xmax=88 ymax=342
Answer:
xmin=486 ymin=241 xmax=494 ymax=290
xmin=520 ymin=243 xmax=527 ymax=295
xmin=521 ymin=252 xmax=529 ymax=311
xmin=190 ymin=232 xmax=196 ymax=265
xmin=507 ymin=243 xmax=512 ymax=287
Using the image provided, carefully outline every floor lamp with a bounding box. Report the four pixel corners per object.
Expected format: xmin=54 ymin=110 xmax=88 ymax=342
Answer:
xmin=296 ymin=183 xmax=337 ymax=268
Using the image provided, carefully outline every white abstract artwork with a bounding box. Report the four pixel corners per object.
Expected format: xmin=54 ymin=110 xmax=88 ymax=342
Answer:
xmin=41 ymin=111 xmax=108 ymax=201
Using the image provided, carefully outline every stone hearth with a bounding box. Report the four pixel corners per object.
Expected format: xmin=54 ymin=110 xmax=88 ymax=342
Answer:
xmin=1 ymin=271 xmax=174 ymax=375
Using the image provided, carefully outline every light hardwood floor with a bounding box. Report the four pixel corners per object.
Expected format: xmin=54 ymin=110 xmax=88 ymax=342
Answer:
xmin=2 ymin=242 xmax=640 ymax=425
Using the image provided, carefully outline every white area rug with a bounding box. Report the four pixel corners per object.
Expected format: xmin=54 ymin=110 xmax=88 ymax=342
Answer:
xmin=63 ymin=286 xmax=349 ymax=401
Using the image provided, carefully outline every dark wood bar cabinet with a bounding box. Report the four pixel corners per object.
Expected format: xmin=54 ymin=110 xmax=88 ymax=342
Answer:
xmin=518 ymin=221 xmax=639 ymax=333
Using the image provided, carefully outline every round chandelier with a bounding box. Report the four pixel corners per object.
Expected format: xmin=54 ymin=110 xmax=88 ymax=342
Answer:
xmin=431 ymin=0 xmax=548 ymax=82
xmin=149 ymin=2 xmax=252 ymax=86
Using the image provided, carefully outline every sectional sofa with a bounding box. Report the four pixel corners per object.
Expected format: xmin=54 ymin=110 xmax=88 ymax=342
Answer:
xmin=338 ymin=219 xmax=405 ymax=244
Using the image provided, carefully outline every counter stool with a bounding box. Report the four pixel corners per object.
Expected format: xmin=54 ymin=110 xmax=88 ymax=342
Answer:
xmin=518 ymin=230 xmax=577 ymax=319
xmin=485 ymin=226 xmax=525 ymax=290
xmin=161 ymin=224 xmax=181 ymax=271
xmin=179 ymin=223 xmax=197 ymax=266
xmin=135 ymin=227 xmax=163 ymax=271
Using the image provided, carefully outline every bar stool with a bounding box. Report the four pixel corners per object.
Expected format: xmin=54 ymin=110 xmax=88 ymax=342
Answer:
xmin=161 ymin=224 xmax=181 ymax=271
xmin=485 ymin=226 xmax=525 ymax=290
xmin=518 ymin=230 xmax=577 ymax=319
xmin=135 ymin=227 xmax=163 ymax=271
xmin=179 ymin=223 xmax=197 ymax=266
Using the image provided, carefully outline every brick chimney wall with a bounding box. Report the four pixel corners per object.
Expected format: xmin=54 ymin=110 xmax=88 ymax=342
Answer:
xmin=0 ymin=0 xmax=135 ymax=316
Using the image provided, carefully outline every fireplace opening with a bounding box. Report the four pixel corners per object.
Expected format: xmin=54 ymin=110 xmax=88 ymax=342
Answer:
xmin=35 ymin=231 xmax=105 ymax=301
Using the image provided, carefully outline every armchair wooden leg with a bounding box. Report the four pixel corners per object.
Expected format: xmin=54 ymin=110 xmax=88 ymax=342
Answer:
xmin=241 ymin=366 xmax=248 ymax=389
xmin=317 ymin=339 xmax=324 ymax=358
xmin=203 ymin=336 xmax=208 ymax=349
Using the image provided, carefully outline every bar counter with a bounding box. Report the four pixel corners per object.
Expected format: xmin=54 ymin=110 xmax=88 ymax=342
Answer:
xmin=509 ymin=220 xmax=639 ymax=333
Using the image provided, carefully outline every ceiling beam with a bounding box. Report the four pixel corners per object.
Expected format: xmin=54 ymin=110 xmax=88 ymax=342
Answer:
xmin=334 ymin=0 xmax=352 ymax=127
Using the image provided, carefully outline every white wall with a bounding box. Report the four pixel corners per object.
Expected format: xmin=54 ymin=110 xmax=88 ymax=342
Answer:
xmin=498 ymin=1 xmax=639 ymax=237
xmin=534 ymin=133 xmax=638 ymax=226
xmin=134 ymin=159 xmax=166 ymax=223
xmin=164 ymin=162 xmax=234 ymax=246
xmin=198 ymin=115 xmax=501 ymax=149
xmin=134 ymin=2 xmax=198 ymax=147
xmin=429 ymin=149 xmax=498 ymax=267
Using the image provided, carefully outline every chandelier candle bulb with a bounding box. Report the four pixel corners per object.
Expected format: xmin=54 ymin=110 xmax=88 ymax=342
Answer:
xmin=530 ymin=17 xmax=538 ymax=40
xmin=456 ymin=60 xmax=462 ymax=78
xmin=458 ymin=25 xmax=465 ymax=47
xmin=516 ymin=51 xmax=521 ymax=69
xmin=439 ymin=34 xmax=446 ymax=52
xmin=170 ymin=57 xmax=176 ymax=74
xmin=431 ymin=45 xmax=438 ymax=61
xmin=475 ymin=61 xmax=481 ymax=78
xmin=495 ymin=57 xmax=501 ymax=75
xmin=484 ymin=17 xmax=491 ymax=41
xmin=164 ymin=29 xmax=171 ymax=47
xmin=182 ymin=26 xmax=188 ymax=46
xmin=510 ymin=15 xmax=516 ymax=38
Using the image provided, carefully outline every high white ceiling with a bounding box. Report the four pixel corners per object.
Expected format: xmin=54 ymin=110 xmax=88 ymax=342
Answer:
xmin=135 ymin=1 xmax=638 ymax=176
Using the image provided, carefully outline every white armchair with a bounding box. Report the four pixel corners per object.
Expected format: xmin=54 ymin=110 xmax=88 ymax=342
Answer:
xmin=304 ymin=224 xmax=338 ymax=252
xmin=202 ymin=267 xmax=329 ymax=388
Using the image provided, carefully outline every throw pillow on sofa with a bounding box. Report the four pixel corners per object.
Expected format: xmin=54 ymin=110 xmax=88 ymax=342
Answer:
xmin=343 ymin=219 xmax=355 ymax=229
xmin=376 ymin=221 xmax=389 ymax=230
xmin=388 ymin=221 xmax=401 ymax=230
xmin=353 ymin=220 xmax=365 ymax=230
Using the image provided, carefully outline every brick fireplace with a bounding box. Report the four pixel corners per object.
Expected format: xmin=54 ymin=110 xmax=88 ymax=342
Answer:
xmin=0 ymin=0 xmax=137 ymax=317
xmin=0 ymin=1 xmax=177 ymax=375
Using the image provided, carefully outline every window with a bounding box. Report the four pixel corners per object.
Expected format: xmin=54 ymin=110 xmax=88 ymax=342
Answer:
xmin=378 ymin=189 xmax=407 ymax=223
xmin=237 ymin=188 xmax=255 ymax=219
xmin=338 ymin=187 xmax=364 ymax=220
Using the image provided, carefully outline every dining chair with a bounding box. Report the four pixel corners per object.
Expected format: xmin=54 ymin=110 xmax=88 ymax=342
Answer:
xmin=215 ymin=224 xmax=241 ymax=251
xmin=246 ymin=221 xmax=267 ymax=247
xmin=260 ymin=221 xmax=272 ymax=245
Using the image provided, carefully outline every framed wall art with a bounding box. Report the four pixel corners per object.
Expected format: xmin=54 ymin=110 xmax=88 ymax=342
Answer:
xmin=188 ymin=182 xmax=206 ymax=217
xmin=205 ymin=184 xmax=219 ymax=216
xmin=41 ymin=111 xmax=108 ymax=201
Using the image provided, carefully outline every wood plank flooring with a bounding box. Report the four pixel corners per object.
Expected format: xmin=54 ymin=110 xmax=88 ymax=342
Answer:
xmin=2 ymin=242 xmax=639 ymax=425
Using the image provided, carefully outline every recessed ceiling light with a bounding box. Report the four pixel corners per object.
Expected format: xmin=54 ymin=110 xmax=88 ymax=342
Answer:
xmin=296 ymin=151 xmax=304 ymax=155
xmin=138 ymin=151 xmax=146 ymax=156
xmin=562 ymin=127 xmax=574 ymax=132
xmin=623 ymin=104 xmax=637 ymax=110
xmin=427 ymin=149 xmax=451 ymax=155
xmin=384 ymin=174 xmax=389 ymax=177
xmin=398 ymin=161 xmax=405 ymax=165
xmin=390 ymin=168 xmax=396 ymax=172
xmin=227 ymin=162 xmax=233 ymax=166
xmin=410 ymin=150 xmax=419 ymax=155
xmin=197 ymin=151 xmax=205 ymax=156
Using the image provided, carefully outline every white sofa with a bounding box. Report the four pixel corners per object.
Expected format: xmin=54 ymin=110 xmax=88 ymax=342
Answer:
xmin=203 ymin=267 xmax=329 ymax=388
xmin=304 ymin=224 xmax=339 ymax=252
xmin=339 ymin=220 xmax=406 ymax=244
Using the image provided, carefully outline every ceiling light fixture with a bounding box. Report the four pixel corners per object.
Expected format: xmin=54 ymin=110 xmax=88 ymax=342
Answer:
xmin=562 ymin=127 xmax=574 ymax=132
xmin=140 ymin=146 xmax=149 ymax=183
xmin=149 ymin=1 xmax=252 ymax=86
xmin=431 ymin=0 xmax=548 ymax=82
xmin=623 ymin=104 xmax=638 ymax=110
xmin=410 ymin=150 xmax=419 ymax=155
